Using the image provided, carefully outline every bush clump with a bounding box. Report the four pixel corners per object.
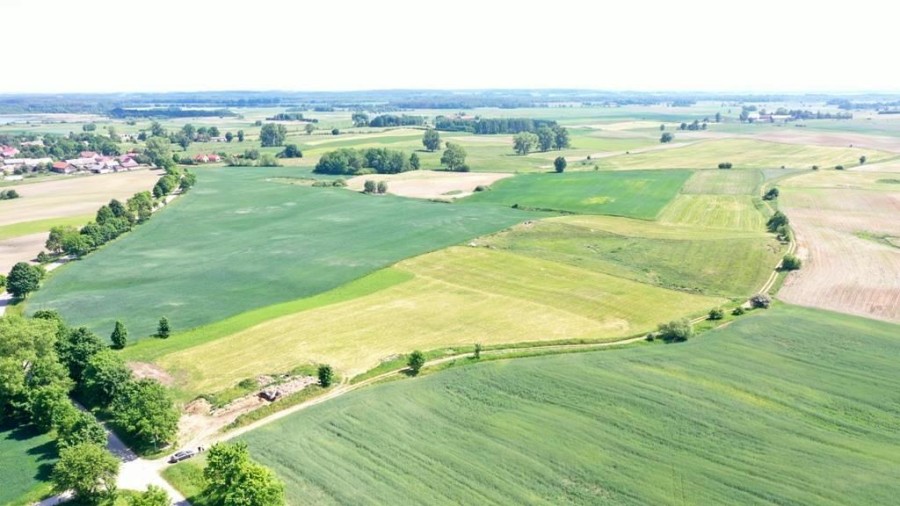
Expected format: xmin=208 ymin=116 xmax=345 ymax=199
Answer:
xmin=749 ymin=293 xmax=771 ymax=309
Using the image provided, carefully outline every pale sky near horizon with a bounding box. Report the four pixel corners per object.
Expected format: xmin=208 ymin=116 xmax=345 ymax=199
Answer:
xmin=3 ymin=0 xmax=897 ymax=94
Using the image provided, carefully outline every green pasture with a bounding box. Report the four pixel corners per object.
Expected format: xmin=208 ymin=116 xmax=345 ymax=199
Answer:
xmin=27 ymin=167 xmax=533 ymax=339
xmin=220 ymin=305 xmax=900 ymax=505
xmin=0 ymin=424 xmax=57 ymax=506
xmin=464 ymin=170 xmax=691 ymax=218
xmin=480 ymin=216 xmax=781 ymax=297
xmin=658 ymin=195 xmax=768 ymax=231
xmin=0 ymin=215 xmax=93 ymax=241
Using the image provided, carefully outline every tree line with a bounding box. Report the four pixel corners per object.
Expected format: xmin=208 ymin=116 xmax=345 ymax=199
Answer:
xmin=314 ymin=147 xmax=418 ymax=175
xmin=511 ymin=125 xmax=570 ymax=154
xmin=434 ymin=117 xmax=559 ymax=135
xmin=0 ymin=312 xmax=180 ymax=503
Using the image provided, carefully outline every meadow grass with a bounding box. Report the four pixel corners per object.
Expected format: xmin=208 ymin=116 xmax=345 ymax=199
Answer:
xmin=28 ymin=167 xmax=534 ymax=339
xmin=156 ymin=247 xmax=721 ymax=397
xmin=230 ymin=305 xmax=900 ymax=505
xmin=658 ymin=194 xmax=769 ymax=231
xmin=0 ymin=424 xmax=57 ymax=506
xmin=594 ymin=138 xmax=889 ymax=170
xmin=0 ymin=215 xmax=94 ymax=241
xmin=480 ymin=217 xmax=782 ymax=297
xmin=680 ymin=169 xmax=762 ymax=195
xmin=463 ymin=169 xmax=691 ymax=218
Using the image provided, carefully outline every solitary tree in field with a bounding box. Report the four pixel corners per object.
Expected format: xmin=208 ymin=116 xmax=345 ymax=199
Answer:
xmin=422 ymin=129 xmax=441 ymax=152
xmin=225 ymin=131 xmax=234 ymax=142
xmin=237 ymin=130 xmax=245 ymax=142
xmin=859 ymin=155 xmax=867 ymax=165
xmin=157 ymin=317 xmax=170 ymax=339
xmin=363 ymin=180 xmax=377 ymax=194
xmin=554 ymin=156 xmax=567 ymax=173
xmin=659 ymin=124 xmax=666 ymax=131
xmin=656 ymin=319 xmax=693 ymax=342
xmin=749 ymin=293 xmax=771 ymax=309
xmin=110 ymin=320 xmax=128 ymax=350
xmin=440 ymin=143 xmax=468 ymax=171
xmin=259 ymin=124 xmax=287 ymax=147
xmin=7 ymin=262 xmax=43 ymax=299
xmin=305 ymin=123 xmax=316 ymax=135
xmin=715 ymin=112 xmax=722 ymax=123
xmin=318 ymin=364 xmax=334 ymax=387
xmin=781 ymin=254 xmax=802 ymax=271
xmin=408 ymin=350 xmax=426 ymax=375
xmin=660 ymin=132 xmax=674 ymax=143
xmin=513 ymin=132 xmax=538 ymax=155
xmin=474 ymin=343 xmax=482 ymax=359
xmin=409 ymin=152 xmax=421 ymax=170
xmin=376 ymin=181 xmax=388 ymax=194
xmin=708 ymin=308 xmax=724 ymax=320
xmin=766 ymin=211 xmax=789 ymax=232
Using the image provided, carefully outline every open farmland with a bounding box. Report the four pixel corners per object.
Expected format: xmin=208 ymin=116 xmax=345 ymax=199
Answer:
xmin=593 ymin=138 xmax=888 ymax=170
xmin=0 ymin=425 xmax=56 ymax=506
xmin=479 ymin=216 xmax=782 ymax=297
xmin=679 ymin=169 xmax=762 ymax=194
xmin=657 ymin=195 xmax=768 ymax=231
xmin=779 ymin=168 xmax=900 ymax=322
xmin=345 ymin=170 xmax=512 ymax=200
xmin=225 ymin=305 xmax=900 ymax=505
xmin=155 ymin=247 xmax=721 ymax=396
xmin=27 ymin=167 xmax=533 ymax=338
xmin=464 ymin=169 xmax=691 ymax=218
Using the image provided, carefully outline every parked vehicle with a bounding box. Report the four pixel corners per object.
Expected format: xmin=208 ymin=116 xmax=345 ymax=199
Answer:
xmin=168 ymin=449 xmax=197 ymax=464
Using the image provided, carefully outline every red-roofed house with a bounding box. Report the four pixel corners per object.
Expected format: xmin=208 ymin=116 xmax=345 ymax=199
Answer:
xmin=1 ymin=146 xmax=20 ymax=158
xmin=51 ymin=161 xmax=76 ymax=174
xmin=119 ymin=158 xmax=139 ymax=170
xmin=194 ymin=154 xmax=210 ymax=163
xmin=208 ymin=154 xmax=221 ymax=162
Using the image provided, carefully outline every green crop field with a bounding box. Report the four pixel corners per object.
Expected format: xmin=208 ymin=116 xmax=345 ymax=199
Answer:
xmin=658 ymin=195 xmax=768 ymax=231
xmin=594 ymin=138 xmax=888 ymax=170
xmin=464 ymin=170 xmax=691 ymax=218
xmin=480 ymin=216 xmax=782 ymax=297
xmin=27 ymin=167 xmax=534 ymax=339
xmin=0 ymin=215 xmax=93 ymax=241
xmin=221 ymin=305 xmax=900 ymax=505
xmin=0 ymin=425 xmax=57 ymax=506
xmin=156 ymin=247 xmax=721 ymax=396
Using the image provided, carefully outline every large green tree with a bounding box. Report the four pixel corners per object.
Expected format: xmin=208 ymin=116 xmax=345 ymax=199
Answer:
xmin=110 ymin=378 xmax=179 ymax=450
xmin=259 ymin=124 xmax=288 ymax=147
xmin=144 ymin=137 xmax=174 ymax=170
xmin=422 ymin=129 xmax=441 ymax=152
xmin=204 ymin=442 xmax=285 ymax=506
xmin=0 ymin=316 xmax=69 ymax=421
xmin=440 ymin=143 xmax=467 ymax=171
xmin=52 ymin=443 xmax=119 ymax=503
xmin=407 ymin=350 xmax=426 ymax=376
xmin=536 ymin=126 xmax=555 ymax=152
xmin=56 ymin=326 xmax=104 ymax=383
xmin=127 ymin=485 xmax=171 ymax=506
xmin=82 ymin=349 xmax=133 ymax=407
xmin=7 ymin=262 xmax=43 ymax=299
xmin=513 ymin=132 xmax=538 ymax=155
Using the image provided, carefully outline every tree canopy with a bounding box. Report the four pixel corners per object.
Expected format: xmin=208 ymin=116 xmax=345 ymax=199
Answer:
xmin=440 ymin=143 xmax=468 ymax=171
xmin=6 ymin=261 xmax=43 ymax=298
xmin=259 ymin=124 xmax=288 ymax=147
xmin=110 ymin=378 xmax=179 ymax=450
xmin=422 ymin=129 xmax=441 ymax=152
xmin=204 ymin=442 xmax=285 ymax=506
xmin=314 ymin=147 xmax=413 ymax=175
xmin=52 ymin=443 xmax=119 ymax=502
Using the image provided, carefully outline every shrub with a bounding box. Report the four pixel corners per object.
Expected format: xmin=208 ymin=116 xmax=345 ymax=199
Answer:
xmin=708 ymin=308 xmax=725 ymax=320
xmin=660 ymin=132 xmax=674 ymax=143
xmin=376 ymin=181 xmax=388 ymax=194
xmin=656 ymin=319 xmax=693 ymax=342
xmin=332 ymin=178 xmax=347 ymax=187
xmin=363 ymin=180 xmax=376 ymax=194
xmin=331 ymin=128 xmax=340 ymax=135
xmin=407 ymin=350 xmax=426 ymax=375
xmin=781 ymin=254 xmax=802 ymax=271
xmin=835 ymin=165 xmax=844 ymax=170
xmin=762 ymin=188 xmax=779 ymax=200
xmin=717 ymin=162 xmax=733 ymax=169
xmin=859 ymin=155 xmax=866 ymax=165
xmin=766 ymin=211 xmax=789 ymax=232
xmin=812 ymin=165 xmax=819 ymax=170
xmin=732 ymin=306 xmax=745 ymax=316
xmin=317 ymin=364 xmax=334 ymax=387
xmin=750 ymin=293 xmax=771 ymax=309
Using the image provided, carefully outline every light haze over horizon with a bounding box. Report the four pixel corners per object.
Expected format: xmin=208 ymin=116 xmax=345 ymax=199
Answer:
xmin=3 ymin=0 xmax=897 ymax=95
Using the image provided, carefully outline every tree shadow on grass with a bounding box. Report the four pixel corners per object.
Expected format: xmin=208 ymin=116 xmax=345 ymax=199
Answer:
xmin=2 ymin=423 xmax=59 ymax=483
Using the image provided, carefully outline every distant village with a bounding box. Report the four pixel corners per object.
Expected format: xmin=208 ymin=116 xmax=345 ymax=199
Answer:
xmin=0 ymin=140 xmax=153 ymax=181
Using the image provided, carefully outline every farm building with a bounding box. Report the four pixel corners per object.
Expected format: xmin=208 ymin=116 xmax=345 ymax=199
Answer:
xmin=51 ymin=161 xmax=76 ymax=174
xmin=0 ymin=145 xmax=20 ymax=158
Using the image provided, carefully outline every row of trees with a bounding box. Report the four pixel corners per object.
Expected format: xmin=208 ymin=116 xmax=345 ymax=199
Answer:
xmin=314 ymin=147 xmax=418 ymax=175
xmin=0 ymin=312 xmax=180 ymax=502
xmin=511 ymin=125 xmax=570 ymax=155
xmin=434 ymin=117 xmax=558 ymax=135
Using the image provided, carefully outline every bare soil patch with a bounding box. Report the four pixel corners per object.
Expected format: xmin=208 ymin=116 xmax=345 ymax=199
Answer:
xmin=129 ymin=361 xmax=175 ymax=386
xmin=752 ymin=130 xmax=900 ymax=153
xmin=779 ymin=171 xmax=900 ymax=323
xmin=0 ymin=232 xmax=46 ymax=273
xmin=347 ymin=170 xmax=512 ymax=200
xmin=0 ymin=170 xmax=160 ymax=227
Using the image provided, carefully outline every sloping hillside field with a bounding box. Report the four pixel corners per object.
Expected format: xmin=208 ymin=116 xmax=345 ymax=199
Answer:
xmin=27 ymin=168 xmax=534 ymax=338
xmin=237 ymin=305 xmax=900 ymax=505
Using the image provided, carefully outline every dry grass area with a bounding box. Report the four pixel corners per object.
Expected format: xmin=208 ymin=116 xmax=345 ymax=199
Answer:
xmin=752 ymin=130 xmax=900 ymax=153
xmin=0 ymin=233 xmax=46 ymax=273
xmin=779 ymin=169 xmax=900 ymax=323
xmin=0 ymin=170 xmax=160 ymax=227
xmin=346 ymin=170 xmax=512 ymax=200
xmin=657 ymin=195 xmax=767 ymax=231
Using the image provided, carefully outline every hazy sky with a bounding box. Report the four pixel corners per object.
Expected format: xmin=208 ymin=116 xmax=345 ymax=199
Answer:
xmin=3 ymin=0 xmax=896 ymax=94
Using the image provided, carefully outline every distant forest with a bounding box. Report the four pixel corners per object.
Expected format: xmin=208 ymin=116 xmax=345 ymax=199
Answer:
xmin=2 ymin=90 xmax=900 ymax=115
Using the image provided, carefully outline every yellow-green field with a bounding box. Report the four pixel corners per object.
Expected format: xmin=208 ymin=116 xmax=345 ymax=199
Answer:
xmin=594 ymin=139 xmax=888 ymax=170
xmin=680 ymin=169 xmax=762 ymax=195
xmin=157 ymin=247 xmax=722 ymax=396
xmin=658 ymin=195 xmax=768 ymax=231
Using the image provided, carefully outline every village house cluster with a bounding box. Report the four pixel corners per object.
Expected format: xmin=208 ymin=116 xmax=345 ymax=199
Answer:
xmin=1 ymin=142 xmax=152 ymax=180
